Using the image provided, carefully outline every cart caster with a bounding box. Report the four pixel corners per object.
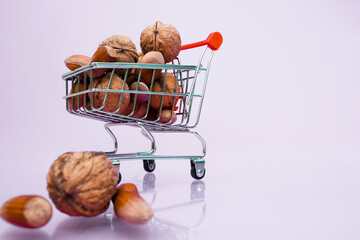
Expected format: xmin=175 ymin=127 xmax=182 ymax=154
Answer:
xmin=117 ymin=172 xmax=122 ymax=184
xmin=190 ymin=159 xmax=206 ymax=180
xmin=143 ymin=159 xmax=156 ymax=172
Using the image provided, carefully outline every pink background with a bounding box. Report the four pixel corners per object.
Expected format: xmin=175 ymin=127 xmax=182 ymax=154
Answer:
xmin=0 ymin=0 xmax=359 ymax=239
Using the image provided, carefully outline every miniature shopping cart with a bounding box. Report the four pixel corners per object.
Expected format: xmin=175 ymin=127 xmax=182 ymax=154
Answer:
xmin=62 ymin=32 xmax=223 ymax=182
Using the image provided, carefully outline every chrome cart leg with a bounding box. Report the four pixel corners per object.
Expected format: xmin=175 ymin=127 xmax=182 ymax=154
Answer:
xmin=112 ymin=159 xmax=121 ymax=184
xmin=190 ymin=158 xmax=206 ymax=180
xmin=104 ymin=122 xmax=157 ymax=158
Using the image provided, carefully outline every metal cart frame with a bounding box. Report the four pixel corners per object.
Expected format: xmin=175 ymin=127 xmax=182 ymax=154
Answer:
xmin=62 ymin=32 xmax=223 ymax=181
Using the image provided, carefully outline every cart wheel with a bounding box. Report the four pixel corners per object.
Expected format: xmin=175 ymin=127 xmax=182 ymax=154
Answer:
xmin=190 ymin=163 xmax=205 ymax=180
xmin=143 ymin=159 xmax=156 ymax=172
xmin=117 ymin=172 xmax=122 ymax=184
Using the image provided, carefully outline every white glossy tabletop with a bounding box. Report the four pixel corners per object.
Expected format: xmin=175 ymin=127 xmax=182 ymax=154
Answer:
xmin=0 ymin=0 xmax=359 ymax=239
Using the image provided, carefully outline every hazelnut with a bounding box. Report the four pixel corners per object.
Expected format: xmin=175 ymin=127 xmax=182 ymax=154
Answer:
xmin=64 ymin=55 xmax=90 ymax=71
xmin=158 ymin=109 xmax=177 ymax=124
xmin=0 ymin=195 xmax=52 ymax=228
xmin=112 ymin=183 xmax=153 ymax=225
xmin=134 ymin=51 xmax=165 ymax=86
xmin=130 ymin=81 xmax=149 ymax=104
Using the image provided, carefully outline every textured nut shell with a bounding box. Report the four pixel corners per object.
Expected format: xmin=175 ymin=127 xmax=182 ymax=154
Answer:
xmin=137 ymin=52 xmax=144 ymax=62
xmin=99 ymin=35 xmax=138 ymax=76
xmin=140 ymin=21 xmax=181 ymax=63
xmin=134 ymin=51 xmax=165 ymax=86
xmin=150 ymin=72 xmax=181 ymax=110
xmin=88 ymin=46 xmax=118 ymax=78
xmin=65 ymin=55 xmax=90 ymax=71
xmin=47 ymin=152 xmax=118 ymax=217
xmin=89 ymin=73 xmax=130 ymax=114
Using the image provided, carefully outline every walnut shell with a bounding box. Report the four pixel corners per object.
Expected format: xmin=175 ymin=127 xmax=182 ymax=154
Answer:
xmin=89 ymin=72 xmax=130 ymax=115
xmin=46 ymin=152 xmax=118 ymax=217
xmin=89 ymin=46 xmax=118 ymax=78
xmin=140 ymin=21 xmax=181 ymax=63
xmin=98 ymin=35 xmax=138 ymax=76
xmin=150 ymin=72 xmax=181 ymax=110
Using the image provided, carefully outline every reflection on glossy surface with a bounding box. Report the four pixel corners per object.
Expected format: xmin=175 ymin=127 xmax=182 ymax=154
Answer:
xmin=190 ymin=180 xmax=205 ymax=201
xmin=143 ymin=172 xmax=156 ymax=191
xmin=153 ymin=180 xmax=206 ymax=233
xmin=50 ymin=173 xmax=206 ymax=240
xmin=0 ymin=228 xmax=50 ymax=240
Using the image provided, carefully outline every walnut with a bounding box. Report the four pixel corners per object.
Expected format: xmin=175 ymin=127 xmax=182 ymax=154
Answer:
xmin=99 ymin=35 xmax=138 ymax=62
xmin=91 ymin=35 xmax=139 ymax=77
xmin=46 ymin=152 xmax=118 ymax=217
xmin=150 ymin=72 xmax=181 ymax=110
xmin=89 ymin=72 xmax=130 ymax=115
xmin=140 ymin=21 xmax=181 ymax=63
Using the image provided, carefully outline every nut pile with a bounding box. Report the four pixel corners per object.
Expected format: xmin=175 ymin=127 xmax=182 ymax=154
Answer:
xmin=1 ymin=151 xmax=153 ymax=228
xmin=65 ymin=21 xmax=182 ymax=125
xmin=46 ymin=152 xmax=153 ymax=224
xmin=0 ymin=21 xmax=185 ymax=228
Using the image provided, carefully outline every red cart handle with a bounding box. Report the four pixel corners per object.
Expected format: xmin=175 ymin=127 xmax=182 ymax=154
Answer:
xmin=181 ymin=32 xmax=223 ymax=51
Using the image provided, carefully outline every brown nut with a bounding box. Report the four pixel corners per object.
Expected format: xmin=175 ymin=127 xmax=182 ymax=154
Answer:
xmin=98 ymin=35 xmax=138 ymax=77
xmin=145 ymin=106 xmax=158 ymax=121
xmin=130 ymin=81 xmax=150 ymax=104
xmin=140 ymin=21 xmax=181 ymax=63
xmin=46 ymin=151 xmax=118 ymax=217
xmin=64 ymin=55 xmax=91 ymax=71
xmin=0 ymin=195 xmax=52 ymax=228
xmin=67 ymin=80 xmax=88 ymax=111
xmin=134 ymin=51 xmax=165 ymax=86
xmin=124 ymin=73 xmax=140 ymax=86
xmin=112 ymin=183 xmax=153 ymax=225
xmin=88 ymin=46 xmax=118 ymax=78
xmin=150 ymin=72 xmax=181 ymax=110
xmin=158 ymin=109 xmax=177 ymax=124
xmin=137 ymin=51 xmax=144 ymax=62
xmin=124 ymin=102 xmax=148 ymax=119
xmin=89 ymin=72 xmax=130 ymax=115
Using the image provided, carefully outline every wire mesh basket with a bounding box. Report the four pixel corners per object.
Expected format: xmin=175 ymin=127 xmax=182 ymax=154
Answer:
xmin=62 ymin=32 xmax=223 ymax=181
